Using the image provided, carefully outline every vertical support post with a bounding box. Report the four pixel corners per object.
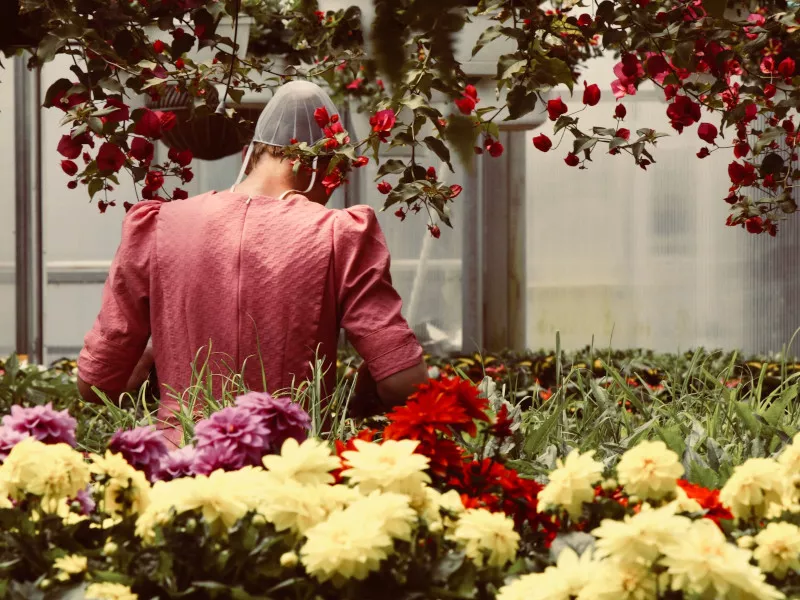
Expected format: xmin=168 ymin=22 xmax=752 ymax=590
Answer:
xmin=506 ymin=131 xmax=527 ymax=350
xmin=461 ymin=157 xmax=483 ymax=353
xmin=13 ymin=58 xmax=43 ymax=363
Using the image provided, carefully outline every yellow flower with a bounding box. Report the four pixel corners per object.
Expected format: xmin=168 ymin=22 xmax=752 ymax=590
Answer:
xmin=669 ymin=485 xmax=703 ymax=514
xmin=616 ymin=441 xmax=683 ymax=501
xmin=341 ymin=439 xmax=431 ymax=503
xmin=53 ymin=554 xmax=87 ymax=581
xmin=753 ymin=522 xmax=800 ymax=579
xmin=300 ymin=511 xmax=391 ymax=584
xmin=1 ymin=439 xmax=90 ymax=510
xmin=719 ymin=458 xmax=785 ymax=521
xmin=592 ymin=503 xmax=691 ymax=566
xmin=257 ymin=480 xmax=330 ymax=535
xmin=538 ymin=450 xmax=604 ymax=519
xmin=577 ymin=560 xmax=658 ymax=600
xmin=544 ymin=547 xmax=598 ymax=597
xmin=778 ymin=433 xmax=800 ymax=505
xmin=349 ymin=491 xmax=417 ymax=542
xmin=496 ymin=571 xmax=569 ymax=600
xmin=90 ymin=452 xmax=150 ymax=518
xmin=85 ymin=582 xmax=138 ymax=600
xmin=450 ymin=508 xmax=520 ymax=567
xmin=262 ymin=438 xmax=341 ymax=486
xmin=661 ymin=519 xmax=784 ymax=600
xmin=280 ymin=551 xmax=299 ymax=567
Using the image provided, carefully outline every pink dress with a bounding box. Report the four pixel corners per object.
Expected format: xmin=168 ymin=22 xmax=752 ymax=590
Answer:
xmin=77 ymin=191 xmax=423 ymax=445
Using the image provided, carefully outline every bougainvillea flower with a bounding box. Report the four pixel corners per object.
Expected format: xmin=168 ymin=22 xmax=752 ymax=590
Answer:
xmin=546 ymin=98 xmax=568 ymax=121
xmin=582 ymin=82 xmax=601 ymax=106
xmin=666 ymin=95 xmax=701 ymax=132
xmin=533 ymin=134 xmax=552 ymax=152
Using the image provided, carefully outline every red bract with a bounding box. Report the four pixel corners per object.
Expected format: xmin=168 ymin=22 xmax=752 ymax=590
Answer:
xmin=646 ymin=54 xmax=671 ymax=83
xmin=429 ymin=224 xmax=441 ymax=238
xmin=369 ymin=109 xmax=395 ymax=142
xmin=353 ymin=156 xmax=369 ymax=168
xmin=426 ymin=166 xmax=437 ymax=180
xmin=51 ymin=87 xmax=89 ymax=111
xmin=734 ymin=141 xmax=750 ymax=158
xmin=134 ymin=109 xmax=163 ymax=139
xmin=745 ymin=216 xmax=764 ymax=234
xmin=455 ymin=96 xmax=477 ymax=115
xmin=616 ymin=128 xmax=630 ymax=140
xmin=778 ymin=57 xmax=796 ymax=79
xmin=153 ymin=40 xmax=165 ymax=53
xmin=697 ymin=122 xmax=718 ymax=144
xmin=173 ymin=188 xmax=189 ymax=200
xmin=103 ymin=97 xmax=130 ymax=123
xmin=696 ymin=147 xmax=710 ymax=158
xmin=485 ymin=139 xmax=504 ymax=157
xmin=175 ymin=58 xmax=185 ymax=70
xmin=96 ymin=142 xmax=126 ymax=173
xmin=377 ymin=181 xmax=392 ymax=194
xmin=614 ymin=103 xmax=627 ymax=119
xmin=565 ymin=153 xmax=579 ymax=166
xmin=145 ymin=170 xmax=164 ymax=191
xmin=764 ymin=84 xmax=777 ymax=98
xmin=168 ymin=147 xmax=193 ymax=167
xmin=611 ymin=54 xmax=643 ymax=98
xmin=314 ymin=107 xmax=330 ymax=129
xmin=666 ymin=96 xmax=701 ymax=132
xmin=582 ymin=82 xmax=601 ymax=106
xmin=577 ymin=13 xmax=592 ymax=27
xmin=728 ymin=160 xmax=757 ymax=186
xmin=57 ymin=134 xmax=83 ymax=159
xmin=158 ymin=111 xmax=177 ymax=132
xmin=394 ymin=208 xmax=406 ymax=221
xmin=61 ymin=160 xmax=78 ymax=176
xmin=346 ymin=78 xmax=364 ymax=90
xmin=533 ymin=134 xmax=552 ymax=152
xmin=547 ymin=98 xmax=568 ymax=121
xmin=321 ymin=167 xmax=345 ymax=196
xmin=449 ymin=184 xmax=463 ymax=198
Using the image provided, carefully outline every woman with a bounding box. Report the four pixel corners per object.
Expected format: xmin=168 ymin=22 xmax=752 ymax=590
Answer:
xmin=77 ymin=80 xmax=427 ymax=444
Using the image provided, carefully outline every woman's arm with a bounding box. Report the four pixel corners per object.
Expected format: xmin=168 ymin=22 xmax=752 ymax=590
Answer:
xmin=78 ymin=342 xmax=155 ymax=404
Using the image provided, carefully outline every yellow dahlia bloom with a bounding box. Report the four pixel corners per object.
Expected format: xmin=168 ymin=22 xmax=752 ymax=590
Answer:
xmin=753 ymin=522 xmax=800 ymax=579
xmin=53 ymin=554 xmax=87 ymax=581
xmin=592 ymin=503 xmax=691 ymax=565
xmin=538 ymin=450 xmax=604 ymax=519
xmin=450 ymin=508 xmax=520 ymax=567
xmin=257 ymin=480 xmax=330 ymax=535
xmin=778 ymin=433 xmax=800 ymax=505
xmin=85 ymin=582 xmax=138 ymax=600
xmin=91 ymin=451 xmax=150 ymax=518
xmin=577 ymin=559 xmax=658 ymax=600
xmin=496 ymin=571 xmax=570 ymax=600
xmin=719 ymin=457 xmax=785 ymax=521
xmin=1 ymin=438 xmax=90 ymax=510
xmin=262 ymin=438 xmax=341 ymax=486
xmin=350 ymin=490 xmax=418 ymax=541
xmin=341 ymin=439 xmax=431 ymax=502
xmin=616 ymin=441 xmax=683 ymax=501
xmin=662 ymin=519 xmax=784 ymax=600
xmin=669 ymin=485 xmax=703 ymax=514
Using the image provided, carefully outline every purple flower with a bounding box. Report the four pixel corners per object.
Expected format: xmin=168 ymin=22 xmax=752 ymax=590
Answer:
xmin=158 ymin=445 xmax=196 ymax=481
xmin=194 ymin=406 xmax=271 ymax=469
xmin=2 ymin=403 xmax=76 ymax=446
xmin=0 ymin=426 xmax=29 ymax=463
xmin=235 ymin=392 xmax=311 ymax=452
xmin=70 ymin=487 xmax=96 ymax=515
xmin=193 ymin=440 xmax=256 ymax=475
xmin=108 ymin=426 xmax=169 ymax=482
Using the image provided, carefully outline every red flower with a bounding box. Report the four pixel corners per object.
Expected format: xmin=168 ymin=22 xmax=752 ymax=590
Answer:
xmin=485 ymin=139 xmax=504 ymax=157
xmin=57 ymin=134 xmax=83 ymax=159
xmin=51 ymin=87 xmax=89 ymax=111
xmin=783 ymin=119 xmax=796 ymax=133
xmin=743 ymin=103 xmax=758 ymax=123
xmin=346 ymin=78 xmax=364 ymax=90
xmin=676 ymin=480 xmax=733 ymax=527
xmin=153 ymin=40 xmax=166 ymax=53
xmin=417 ymin=438 xmax=467 ymax=479
xmin=734 ymin=141 xmax=750 ymax=158
xmin=394 ymin=208 xmax=406 ymax=221
xmin=314 ymin=107 xmax=330 ymax=129
xmin=134 ymin=109 xmax=163 ymax=139
xmin=172 ymin=188 xmax=189 ymax=200
xmin=455 ymin=96 xmax=477 ymax=115
xmin=464 ymin=85 xmax=478 ymax=100
xmin=611 ymin=54 xmax=644 ymax=98
xmin=696 ymin=147 xmax=710 ymax=158
xmin=745 ymin=216 xmax=764 ymax=234
xmin=449 ymin=184 xmax=463 ymax=198
xmin=181 ymin=167 xmax=194 ymax=183
xmin=582 ymin=82 xmax=601 ymax=106
xmin=532 ymin=134 xmax=552 ymax=152
xmin=123 ymin=201 xmax=134 ymax=212
xmin=614 ymin=103 xmax=627 ymax=119
xmin=67 ymin=181 xmax=78 ymax=190
xmin=646 ymin=54 xmax=671 ymax=82
xmin=666 ymin=96 xmax=701 ymax=132
xmin=697 ymin=122 xmax=718 ymax=144
xmin=547 ymin=98 xmax=568 ymax=121
xmin=616 ymin=128 xmax=631 ymax=140
xmin=764 ymin=84 xmax=777 ymax=99
xmin=175 ymin=58 xmax=185 ymax=70
xmin=158 ymin=111 xmax=177 ymax=132
xmin=145 ymin=170 xmax=165 ymax=190
xmin=369 ymin=109 xmax=396 ymax=142
xmin=426 ymin=166 xmax=437 ymax=181
xmin=377 ymin=181 xmax=392 ymax=194
xmin=577 ymin=13 xmax=592 ymax=27
xmin=103 ymin=97 xmax=129 ymax=123
xmin=488 ymin=404 xmax=513 ymax=438
xmin=385 ymin=388 xmax=472 ymax=443
xmin=728 ymin=160 xmax=756 ymax=186
xmin=778 ymin=57 xmax=796 ymax=78
xmin=565 ymin=153 xmax=580 ymax=167
xmin=61 ymin=160 xmax=78 ymax=176
xmin=321 ymin=167 xmax=345 ymax=196
xmin=96 ymin=143 xmax=126 ymax=173
xmin=168 ymin=147 xmax=193 ymax=167
xmin=353 ymin=156 xmax=369 ymax=168
xmin=429 ymin=224 xmax=441 ymax=238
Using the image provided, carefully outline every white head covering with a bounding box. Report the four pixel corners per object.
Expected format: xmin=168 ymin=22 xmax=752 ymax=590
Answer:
xmin=233 ymin=80 xmax=340 ymax=192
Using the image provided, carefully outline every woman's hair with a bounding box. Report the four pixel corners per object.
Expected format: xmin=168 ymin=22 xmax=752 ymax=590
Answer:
xmin=244 ymin=142 xmax=284 ymax=175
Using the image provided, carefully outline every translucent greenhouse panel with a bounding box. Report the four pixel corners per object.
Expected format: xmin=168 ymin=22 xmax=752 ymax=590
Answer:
xmin=347 ymin=108 xmax=465 ymax=354
xmin=0 ymin=77 xmax=16 ymax=356
xmin=525 ymin=87 xmax=800 ymax=355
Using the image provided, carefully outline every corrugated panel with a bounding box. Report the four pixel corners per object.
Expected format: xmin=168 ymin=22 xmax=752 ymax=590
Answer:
xmin=0 ymin=74 xmax=17 ymax=355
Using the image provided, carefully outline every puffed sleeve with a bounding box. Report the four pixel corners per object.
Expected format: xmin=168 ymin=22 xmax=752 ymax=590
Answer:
xmin=77 ymin=201 xmax=160 ymax=391
xmin=333 ymin=205 xmax=423 ymax=381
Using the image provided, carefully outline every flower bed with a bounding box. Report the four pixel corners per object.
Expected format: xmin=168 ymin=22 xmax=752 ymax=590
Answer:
xmin=0 ymin=373 xmax=799 ymax=599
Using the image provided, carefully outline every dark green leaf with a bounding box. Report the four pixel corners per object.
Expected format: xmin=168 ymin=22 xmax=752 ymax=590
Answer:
xmin=702 ymin=0 xmax=727 ymax=19
xmin=423 ymin=136 xmax=453 ymax=171
xmin=506 ymin=85 xmax=537 ymax=120
xmin=35 ymin=33 xmax=67 ymax=64
xmin=573 ymin=137 xmax=598 ymax=154
xmin=754 ymin=128 xmax=785 ymax=154
xmin=445 ymin=114 xmax=478 ymax=171
xmin=384 ymin=182 xmax=422 ymax=209
xmin=88 ymin=179 xmax=104 ymax=199
xmin=760 ymin=152 xmax=784 ymax=176
xmin=376 ymin=159 xmax=407 ymax=178
xmin=472 ymin=25 xmax=501 ymax=57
